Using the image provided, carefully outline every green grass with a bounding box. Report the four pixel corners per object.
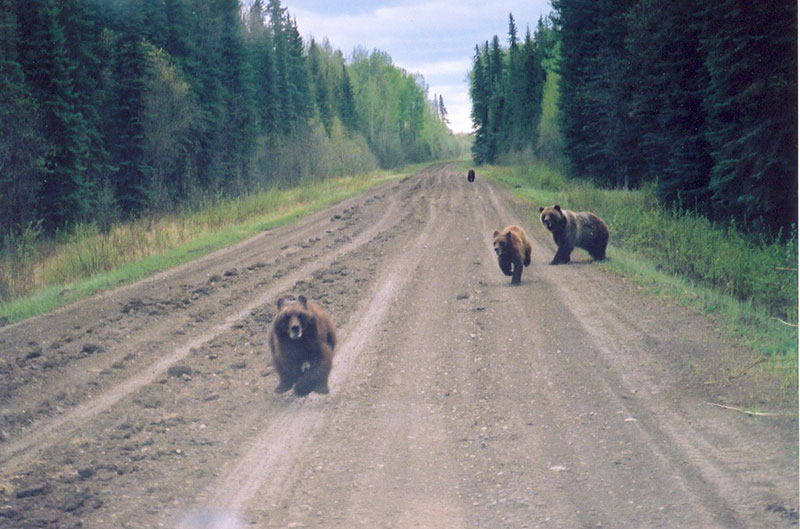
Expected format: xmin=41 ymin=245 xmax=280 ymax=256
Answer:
xmin=0 ymin=167 xmax=418 ymax=325
xmin=484 ymin=162 xmax=798 ymax=383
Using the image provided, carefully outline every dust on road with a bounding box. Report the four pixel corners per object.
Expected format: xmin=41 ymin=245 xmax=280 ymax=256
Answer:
xmin=1 ymin=163 xmax=796 ymax=528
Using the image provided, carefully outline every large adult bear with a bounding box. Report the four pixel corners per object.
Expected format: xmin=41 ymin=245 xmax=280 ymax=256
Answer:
xmin=492 ymin=225 xmax=532 ymax=285
xmin=538 ymin=204 xmax=609 ymax=265
xmin=467 ymin=168 xmax=476 ymax=182
xmin=269 ymin=295 xmax=336 ymax=396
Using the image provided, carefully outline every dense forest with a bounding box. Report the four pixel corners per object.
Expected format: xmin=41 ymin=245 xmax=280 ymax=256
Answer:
xmin=0 ymin=0 xmax=461 ymax=239
xmin=470 ymin=2 xmax=797 ymax=236
xmin=470 ymin=14 xmax=557 ymax=167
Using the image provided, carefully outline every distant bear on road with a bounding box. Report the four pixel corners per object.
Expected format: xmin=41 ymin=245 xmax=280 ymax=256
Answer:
xmin=269 ymin=295 xmax=336 ymax=396
xmin=492 ymin=225 xmax=532 ymax=285
xmin=539 ymin=205 xmax=609 ymax=265
xmin=467 ymin=168 xmax=476 ymax=182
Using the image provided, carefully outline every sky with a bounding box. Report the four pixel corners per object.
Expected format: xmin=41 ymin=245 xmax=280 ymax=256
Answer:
xmin=284 ymin=1 xmax=554 ymax=134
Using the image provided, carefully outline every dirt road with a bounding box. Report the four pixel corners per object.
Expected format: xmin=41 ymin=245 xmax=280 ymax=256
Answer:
xmin=0 ymin=163 xmax=796 ymax=528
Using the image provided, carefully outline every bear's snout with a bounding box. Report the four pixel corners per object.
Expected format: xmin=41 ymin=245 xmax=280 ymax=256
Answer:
xmin=289 ymin=321 xmax=303 ymax=339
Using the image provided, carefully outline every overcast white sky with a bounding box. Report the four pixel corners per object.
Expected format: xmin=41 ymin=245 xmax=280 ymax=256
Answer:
xmin=284 ymin=1 xmax=554 ymax=134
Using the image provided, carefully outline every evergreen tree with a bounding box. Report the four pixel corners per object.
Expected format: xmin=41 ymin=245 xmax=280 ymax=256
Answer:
xmin=309 ymin=38 xmax=334 ymax=134
xmin=164 ymin=0 xmax=198 ymax=73
xmin=217 ymin=0 xmax=257 ymax=192
xmin=0 ymin=0 xmax=45 ymax=234
xmin=438 ymin=94 xmax=449 ymax=125
xmin=338 ymin=62 xmax=359 ymax=132
xmin=522 ymin=21 xmax=549 ymax=154
xmin=246 ymin=0 xmax=278 ymax=134
xmin=626 ymin=0 xmax=711 ymax=204
xmin=702 ymin=0 xmax=797 ymax=232
xmin=470 ymin=43 xmax=490 ymax=164
xmin=108 ymin=3 xmax=152 ymax=215
xmin=554 ymin=0 xmax=637 ymax=187
xmin=486 ymin=35 xmax=504 ymax=163
xmin=59 ymin=0 xmax=111 ymax=197
xmin=14 ymin=0 xmax=91 ymax=229
xmin=502 ymin=14 xmax=524 ymax=152
xmin=284 ymin=15 xmax=313 ymax=132
xmin=268 ymin=0 xmax=292 ymax=133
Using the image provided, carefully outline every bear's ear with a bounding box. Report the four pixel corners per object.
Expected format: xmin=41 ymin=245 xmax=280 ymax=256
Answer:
xmin=277 ymin=297 xmax=285 ymax=310
xmin=493 ymin=230 xmax=500 ymax=238
xmin=554 ymin=204 xmax=561 ymax=211
xmin=297 ymin=295 xmax=308 ymax=308
xmin=538 ymin=206 xmax=544 ymax=213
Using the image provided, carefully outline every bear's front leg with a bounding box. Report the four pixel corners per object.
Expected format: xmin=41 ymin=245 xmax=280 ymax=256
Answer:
xmin=510 ymin=257 xmax=523 ymax=285
xmin=498 ymin=256 xmax=513 ymax=276
xmin=294 ymin=350 xmax=333 ymax=396
xmin=550 ymin=245 xmax=572 ymax=265
xmin=273 ymin=359 xmax=296 ymax=393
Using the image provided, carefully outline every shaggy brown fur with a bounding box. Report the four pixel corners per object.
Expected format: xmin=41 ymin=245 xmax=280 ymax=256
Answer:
xmin=539 ymin=205 xmax=609 ymax=265
xmin=269 ymin=295 xmax=336 ymax=396
xmin=492 ymin=225 xmax=532 ymax=285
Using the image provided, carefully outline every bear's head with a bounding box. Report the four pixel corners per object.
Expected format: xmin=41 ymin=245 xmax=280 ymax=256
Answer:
xmin=539 ymin=205 xmax=566 ymax=234
xmin=275 ymin=295 xmax=314 ymax=340
xmin=492 ymin=230 xmax=514 ymax=257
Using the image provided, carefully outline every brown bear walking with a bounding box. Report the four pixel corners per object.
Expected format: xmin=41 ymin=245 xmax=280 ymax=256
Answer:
xmin=467 ymin=168 xmax=476 ymax=182
xmin=492 ymin=225 xmax=532 ymax=285
xmin=539 ymin=205 xmax=609 ymax=265
xmin=269 ymin=295 xmax=336 ymax=396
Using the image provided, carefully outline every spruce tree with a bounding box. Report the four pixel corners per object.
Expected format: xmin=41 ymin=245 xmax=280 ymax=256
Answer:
xmin=309 ymin=39 xmax=334 ymax=134
xmin=338 ymin=63 xmax=359 ymax=132
xmin=284 ymin=16 xmax=313 ymax=132
xmin=470 ymin=43 xmax=490 ymax=164
xmin=217 ymin=0 xmax=257 ymax=192
xmin=486 ymin=36 xmax=504 ymax=163
xmin=0 ymin=0 xmax=45 ymax=234
xmin=108 ymin=4 xmax=152 ymax=216
xmin=522 ymin=21 xmax=549 ymax=154
xmin=246 ymin=0 xmax=278 ymax=134
xmin=268 ymin=0 xmax=292 ymax=133
xmin=702 ymin=0 xmax=797 ymax=232
xmin=59 ymin=0 xmax=111 ymax=199
xmin=555 ymin=0 xmax=638 ymax=187
xmin=438 ymin=94 xmax=449 ymax=125
xmin=502 ymin=14 xmax=524 ymax=153
xmin=14 ymin=0 xmax=91 ymax=229
xmin=626 ymin=0 xmax=711 ymax=204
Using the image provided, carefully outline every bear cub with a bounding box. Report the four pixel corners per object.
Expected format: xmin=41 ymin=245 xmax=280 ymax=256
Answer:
xmin=269 ymin=295 xmax=336 ymax=396
xmin=539 ymin=204 xmax=609 ymax=265
xmin=492 ymin=225 xmax=532 ymax=285
xmin=467 ymin=168 xmax=476 ymax=182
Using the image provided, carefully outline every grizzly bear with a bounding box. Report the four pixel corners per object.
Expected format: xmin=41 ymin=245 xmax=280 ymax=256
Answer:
xmin=467 ymin=168 xmax=476 ymax=182
xmin=492 ymin=225 xmax=532 ymax=285
xmin=538 ymin=205 xmax=609 ymax=265
xmin=269 ymin=295 xmax=336 ymax=396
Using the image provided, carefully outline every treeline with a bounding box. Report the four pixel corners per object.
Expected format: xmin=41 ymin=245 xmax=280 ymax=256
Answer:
xmin=0 ymin=0 xmax=461 ymax=239
xmin=470 ymin=3 xmax=797 ymax=236
xmin=470 ymin=14 xmax=557 ymax=166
